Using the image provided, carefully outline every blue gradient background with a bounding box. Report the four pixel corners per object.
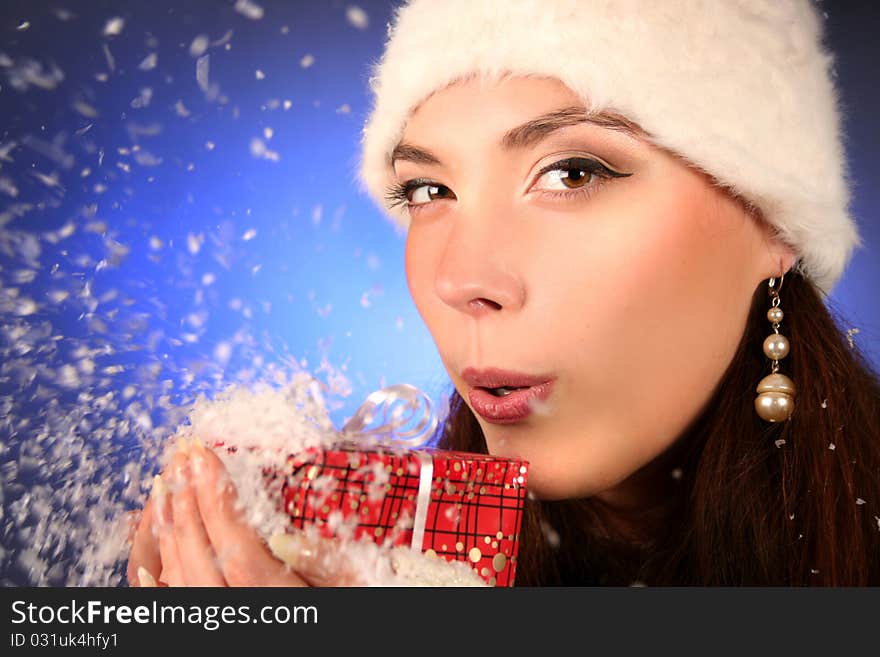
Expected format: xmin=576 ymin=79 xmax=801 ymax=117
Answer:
xmin=0 ymin=1 xmax=876 ymax=585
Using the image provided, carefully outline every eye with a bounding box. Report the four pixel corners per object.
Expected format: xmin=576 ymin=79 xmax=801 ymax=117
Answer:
xmin=537 ymin=164 xmax=592 ymax=189
xmin=410 ymin=182 xmax=452 ymax=204
xmin=384 ymin=178 xmax=456 ymax=213
xmin=383 ymin=158 xmax=631 ymax=213
xmin=530 ymin=156 xmax=631 ymax=200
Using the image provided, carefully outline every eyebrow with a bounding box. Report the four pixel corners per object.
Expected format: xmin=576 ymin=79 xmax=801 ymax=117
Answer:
xmin=390 ymin=106 xmax=644 ymax=167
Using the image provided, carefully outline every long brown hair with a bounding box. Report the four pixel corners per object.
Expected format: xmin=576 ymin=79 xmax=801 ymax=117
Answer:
xmin=433 ymin=270 xmax=880 ymax=585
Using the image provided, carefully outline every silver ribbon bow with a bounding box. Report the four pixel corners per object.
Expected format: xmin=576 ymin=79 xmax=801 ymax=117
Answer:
xmin=338 ymin=384 xmax=438 ymax=551
xmin=339 ymin=383 xmax=438 ymax=447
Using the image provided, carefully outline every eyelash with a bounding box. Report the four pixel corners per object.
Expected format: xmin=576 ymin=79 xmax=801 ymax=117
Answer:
xmin=383 ymin=157 xmax=632 ymax=214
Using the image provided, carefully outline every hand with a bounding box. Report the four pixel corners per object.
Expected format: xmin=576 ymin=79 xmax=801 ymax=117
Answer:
xmin=125 ymin=480 xmax=161 ymax=587
xmin=128 ymin=437 xmax=362 ymax=587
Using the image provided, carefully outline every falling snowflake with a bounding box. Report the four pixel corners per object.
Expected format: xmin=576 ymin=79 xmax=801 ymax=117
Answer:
xmin=138 ymin=53 xmax=158 ymax=71
xmin=187 ymin=232 xmax=203 ymax=255
xmin=249 ymin=138 xmax=279 ymax=162
xmin=102 ymin=17 xmax=125 ymax=37
xmin=234 ymin=0 xmax=264 ymax=20
xmin=346 ymin=6 xmax=369 ymax=30
xmin=0 ymin=0 xmax=443 ymax=590
xmin=846 ymin=327 xmax=860 ymax=348
xmin=190 ymin=35 xmax=210 ymax=57
xmin=539 ymin=520 xmax=560 ymax=548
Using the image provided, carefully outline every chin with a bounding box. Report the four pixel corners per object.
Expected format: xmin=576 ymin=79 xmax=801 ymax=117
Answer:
xmin=521 ymin=468 xmax=601 ymax=501
xmin=483 ymin=439 xmax=600 ymax=501
xmin=479 ymin=419 xmax=613 ymax=500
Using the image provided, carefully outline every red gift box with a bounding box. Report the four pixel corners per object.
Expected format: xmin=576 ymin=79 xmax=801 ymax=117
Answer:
xmin=264 ymin=443 xmax=529 ymax=586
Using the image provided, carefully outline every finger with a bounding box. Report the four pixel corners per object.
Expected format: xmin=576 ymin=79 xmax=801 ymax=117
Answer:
xmin=168 ymin=444 xmax=227 ymax=587
xmin=128 ymin=443 xmax=185 ymax=587
xmin=138 ymin=566 xmax=169 ymax=588
xmin=267 ymin=531 xmax=363 ymax=587
xmin=137 ymin=566 xmax=159 ymax=587
xmin=153 ymin=473 xmax=186 ymax=587
xmin=189 ymin=438 xmax=308 ymax=587
xmin=126 ymin=497 xmax=161 ymax=587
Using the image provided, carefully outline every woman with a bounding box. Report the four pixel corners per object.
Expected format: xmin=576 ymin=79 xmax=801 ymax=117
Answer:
xmin=128 ymin=0 xmax=880 ymax=586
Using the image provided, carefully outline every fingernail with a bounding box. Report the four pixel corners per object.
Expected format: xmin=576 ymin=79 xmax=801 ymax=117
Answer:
xmin=151 ymin=474 xmax=169 ymax=526
xmin=138 ymin=566 xmax=158 ymax=587
xmin=268 ymin=533 xmax=304 ymax=567
xmin=190 ymin=437 xmax=205 ymax=475
xmin=176 ymin=436 xmax=190 ymax=455
xmin=172 ymin=452 xmax=189 ymax=485
xmin=150 ymin=474 xmax=166 ymax=503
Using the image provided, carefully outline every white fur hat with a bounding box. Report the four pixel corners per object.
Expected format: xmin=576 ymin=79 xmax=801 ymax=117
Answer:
xmin=357 ymin=0 xmax=861 ymax=296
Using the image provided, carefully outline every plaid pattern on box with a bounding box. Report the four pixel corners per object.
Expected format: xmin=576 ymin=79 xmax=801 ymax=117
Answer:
xmin=270 ymin=444 xmax=528 ymax=587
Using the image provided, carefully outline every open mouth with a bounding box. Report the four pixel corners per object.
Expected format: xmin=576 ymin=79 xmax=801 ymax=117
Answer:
xmin=461 ymin=368 xmax=557 ymax=424
xmin=479 ymin=386 xmax=530 ymax=397
xmin=468 ymin=381 xmax=555 ymax=424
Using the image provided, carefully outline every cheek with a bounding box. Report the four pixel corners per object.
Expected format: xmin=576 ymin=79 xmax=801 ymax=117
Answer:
xmin=404 ymin=227 xmax=430 ymax=308
xmin=605 ymin=196 xmax=749 ymax=408
xmin=404 ymin=224 xmax=446 ymax=332
xmin=521 ymin=178 xmax=759 ymax=498
xmin=622 ymin=185 xmax=758 ymax=370
xmin=548 ymin=172 xmax=755 ymax=384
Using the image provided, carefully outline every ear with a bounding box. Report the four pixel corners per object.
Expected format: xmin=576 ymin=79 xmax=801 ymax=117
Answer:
xmin=765 ymin=238 xmax=797 ymax=279
xmin=755 ymin=214 xmax=798 ymax=280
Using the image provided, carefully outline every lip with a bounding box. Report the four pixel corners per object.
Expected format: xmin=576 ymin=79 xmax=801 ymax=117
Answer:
xmin=462 ymin=367 xmax=556 ymax=424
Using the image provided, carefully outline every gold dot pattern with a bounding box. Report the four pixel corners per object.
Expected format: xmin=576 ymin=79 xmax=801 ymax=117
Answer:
xmin=278 ymin=444 xmax=528 ymax=586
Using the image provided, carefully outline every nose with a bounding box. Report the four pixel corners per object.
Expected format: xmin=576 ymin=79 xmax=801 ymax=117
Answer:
xmin=433 ymin=207 xmax=526 ymax=318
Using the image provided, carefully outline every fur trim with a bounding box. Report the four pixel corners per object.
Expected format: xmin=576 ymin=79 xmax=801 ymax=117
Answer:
xmin=357 ymin=0 xmax=860 ymax=295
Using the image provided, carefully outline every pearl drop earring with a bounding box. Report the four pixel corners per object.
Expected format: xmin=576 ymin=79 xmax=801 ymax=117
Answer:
xmin=755 ymin=274 xmax=796 ymax=422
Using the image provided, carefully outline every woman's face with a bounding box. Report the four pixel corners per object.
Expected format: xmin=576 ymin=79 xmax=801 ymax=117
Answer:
xmin=395 ymin=75 xmax=794 ymax=504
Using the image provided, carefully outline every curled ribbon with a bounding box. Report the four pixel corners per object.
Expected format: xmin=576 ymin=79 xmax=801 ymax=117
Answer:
xmin=338 ymin=384 xmax=438 ymax=550
xmin=339 ymin=383 xmax=438 ymax=447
